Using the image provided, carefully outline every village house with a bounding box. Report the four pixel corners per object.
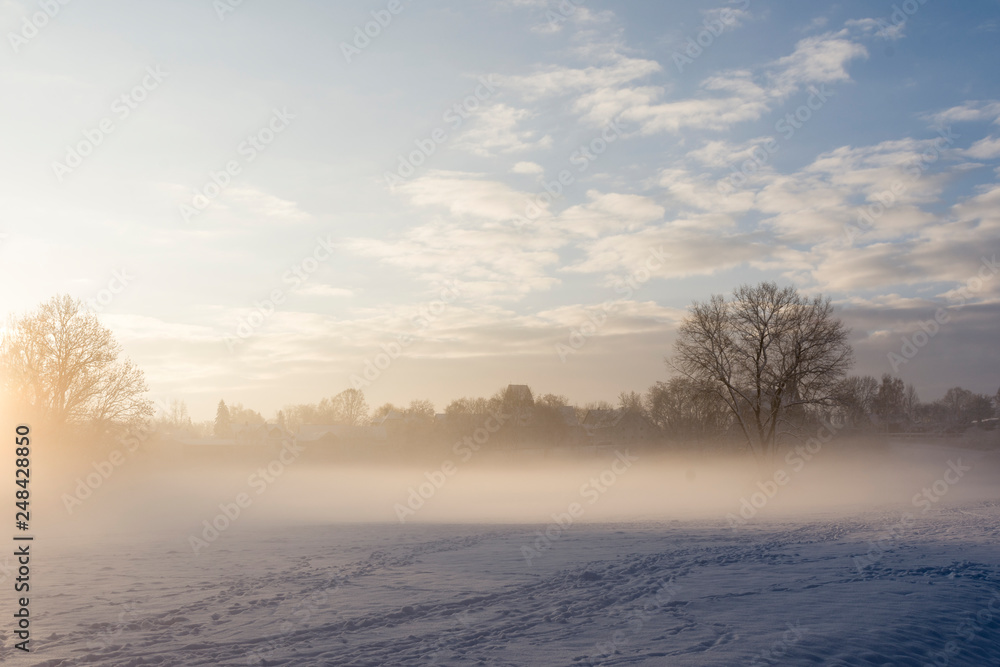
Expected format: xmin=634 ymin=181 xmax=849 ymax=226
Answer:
xmin=233 ymin=422 xmax=293 ymax=446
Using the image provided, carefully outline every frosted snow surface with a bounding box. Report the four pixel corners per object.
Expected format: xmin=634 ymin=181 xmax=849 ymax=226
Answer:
xmin=4 ymin=444 xmax=999 ymax=666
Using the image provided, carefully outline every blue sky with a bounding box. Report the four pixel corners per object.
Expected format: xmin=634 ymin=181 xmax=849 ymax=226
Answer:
xmin=1 ymin=0 xmax=998 ymax=420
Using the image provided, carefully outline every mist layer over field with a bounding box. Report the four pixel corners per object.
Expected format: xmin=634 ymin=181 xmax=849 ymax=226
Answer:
xmin=32 ymin=439 xmax=1000 ymax=540
xmin=6 ymin=440 xmax=999 ymax=666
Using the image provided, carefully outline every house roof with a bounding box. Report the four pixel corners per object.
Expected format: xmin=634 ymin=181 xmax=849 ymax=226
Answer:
xmin=505 ymin=384 xmax=534 ymax=405
xmin=377 ymin=410 xmax=406 ymax=425
xmin=582 ymin=409 xmax=621 ymax=428
xmin=557 ymin=405 xmax=580 ymax=426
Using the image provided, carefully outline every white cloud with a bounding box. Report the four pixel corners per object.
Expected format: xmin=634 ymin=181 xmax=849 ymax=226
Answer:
xmin=658 ymin=167 xmax=755 ymax=215
xmin=924 ymin=100 xmax=1000 ymax=127
xmin=102 ymin=313 xmax=219 ymax=342
xmin=845 ymin=17 xmax=904 ymax=40
xmin=769 ymin=33 xmax=868 ymax=92
xmin=510 ymin=161 xmax=545 ymax=175
xmin=452 ymin=104 xmax=553 ymax=156
xmin=702 ymin=6 xmax=751 ymax=30
xmin=554 ymin=190 xmax=665 ymax=237
xmin=343 ymin=171 xmax=565 ymax=300
xmin=392 ymin=170 xmax=538 ymax=222
xmin=159 ymin=184 xmax=311 ymax=226
xmin=964 ymin=135 xmax=1000 ymax=160
xmin=497 ymin=54 xmax=661 ymax=102
xmin=512 ymin=29 xmax=868 ymax=136
xmin=295 ymin=284 xmax=353 ymax=298
xmin=566 ymin=224 xmax=766 ymax=282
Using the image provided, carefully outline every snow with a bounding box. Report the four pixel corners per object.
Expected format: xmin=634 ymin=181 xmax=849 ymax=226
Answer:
xmin=3 ymin=443 xmax=999 ymax=666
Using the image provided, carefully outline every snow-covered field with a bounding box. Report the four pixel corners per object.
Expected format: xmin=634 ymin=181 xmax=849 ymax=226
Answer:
xmin=4 ymin=443 xmax=999 ymax=666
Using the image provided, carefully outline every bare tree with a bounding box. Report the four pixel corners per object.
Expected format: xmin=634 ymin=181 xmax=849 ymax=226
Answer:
xmin=227 ymin=402 xmax=265 ymax=426
xmin=671 ymin=282 xmax=852 ymax=460
xmin=938 ymin=387 xmax=994 ymax=427
xmin=617 ymin=390 xmax=645 ymax=415
xmin=445 ymin=396 xmax=491 ymax=414
xmin=370 ymin=402 xmax=399 ymax=423
xmin=903 ymin=384 xmax=920 ymax=423
xmin=645 ymin=377 xmax=731 ymax=439
xmin=0 ymin=295 xmax=153 ymax=435
xmin=536 ymin=393 xmax=568 ymax=409
xmin=331 ymin=388 xmax=369 ymax=426
xmin=165 ymin=398 xmax=190 ymax=428
xmin=405 ymin=399 xmax=435 ymax=421
xmin=833 ymin=375 xmax=879 ymax=427
xmin=873 ymin=374 xmax=905 ymax=430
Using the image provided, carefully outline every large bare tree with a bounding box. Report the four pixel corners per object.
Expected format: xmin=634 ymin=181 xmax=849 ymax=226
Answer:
xmin=670 ymin=282 xmax=852 ymax=460
xmin=0 ymin=295 xmax=153 ymax=434
xmin=332 ymin=388 xmax=369 ymax=426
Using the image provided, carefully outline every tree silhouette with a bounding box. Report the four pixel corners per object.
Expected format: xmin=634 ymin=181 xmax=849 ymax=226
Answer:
xmin=671 ymin=282 xmax=852 ymax=460
xmin=332 ymin=388 xmax=369 ymax=426
xmin=214 ymin=399 xmax=232 ymax=437
xmin=0 ymin=295 xmax=152 ymax=435
xmin=873 ymin=374 xmax=905 ymax=430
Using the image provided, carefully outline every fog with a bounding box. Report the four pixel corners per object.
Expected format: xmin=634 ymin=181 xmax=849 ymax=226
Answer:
xmin=30 ymin=441 xmax=1000 ymax=542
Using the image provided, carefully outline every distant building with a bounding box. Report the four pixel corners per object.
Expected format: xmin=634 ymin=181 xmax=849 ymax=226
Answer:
xmin=557 ymin=405 xmax=579 ymax=427
xmin=233 ymin=422 xmax=292 ymax=446
xmin=504 ymin=384 xmax=534 ymax=407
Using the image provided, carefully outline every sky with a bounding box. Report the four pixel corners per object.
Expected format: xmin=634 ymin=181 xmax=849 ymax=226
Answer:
xmin=1 ymin=0 xmax=998 ymax=421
